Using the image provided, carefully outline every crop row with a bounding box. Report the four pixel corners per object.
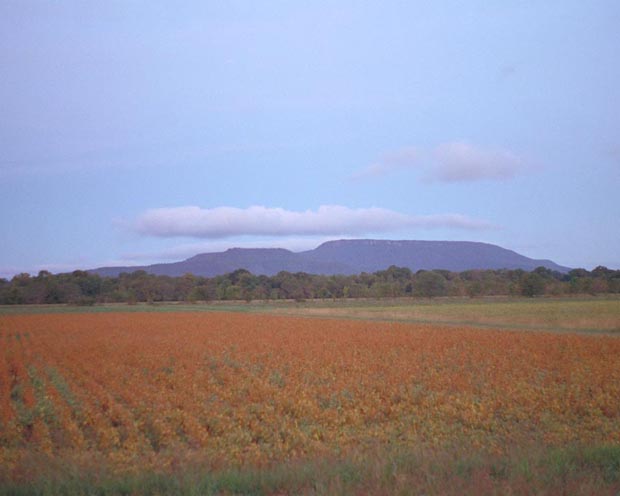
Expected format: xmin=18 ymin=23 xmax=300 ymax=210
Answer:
xmin=1 ymin=312 xmax=619 ymax=477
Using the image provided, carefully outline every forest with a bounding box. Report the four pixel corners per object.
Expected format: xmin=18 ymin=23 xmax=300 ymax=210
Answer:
xmin=1 ymin=265 xmax=619 ymax=305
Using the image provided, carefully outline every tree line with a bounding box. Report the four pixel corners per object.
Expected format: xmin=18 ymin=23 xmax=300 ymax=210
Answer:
xmin=1 ymin=265 xmax=619 ymax=305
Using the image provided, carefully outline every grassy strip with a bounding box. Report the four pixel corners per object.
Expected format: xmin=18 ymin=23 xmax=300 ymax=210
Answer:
xmin=1 ymin=296 xmax=618 ymax=334
xmin=27 ymin=366 xmax=56 ymax=428
xmin=1 ymin=444 xmax=619 ymax=495
xmin=1 ymin=295 xmax=619 ymax=314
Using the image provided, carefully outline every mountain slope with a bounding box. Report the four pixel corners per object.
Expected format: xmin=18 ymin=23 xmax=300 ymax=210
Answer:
xmin=305 ymin=240 xmax=567 ymax=273
xmin=91 ymin=239 xmax=570 ymax=277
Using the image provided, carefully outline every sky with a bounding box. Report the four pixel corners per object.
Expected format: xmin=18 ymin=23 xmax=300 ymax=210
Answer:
xmin=1 ymin=1 xmax=619 ymax=279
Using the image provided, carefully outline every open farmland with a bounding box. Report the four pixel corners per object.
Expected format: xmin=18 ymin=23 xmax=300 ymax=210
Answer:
xmin=1 ymin=311 xmax=620 ymax=494
xmin=2 ymin=296 xmax=619 ymax=334
xmin=249 ymin=296 xmax=620 ymax=334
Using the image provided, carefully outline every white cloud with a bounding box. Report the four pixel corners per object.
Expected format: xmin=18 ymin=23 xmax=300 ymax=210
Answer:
xmin=431 ymin=141 xmax=524 ymax=182
xmin=351 ymin=147 xmax=419 ymax=180
xmin=355 ymin=141 xmax=529 ymax=183
xmin=132 ymin=205 xmax=494 ymax=239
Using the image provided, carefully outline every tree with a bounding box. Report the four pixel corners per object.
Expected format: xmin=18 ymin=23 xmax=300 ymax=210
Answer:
xmin=11 ymin=273 xmax=31 ymax=286
xmin=520 ymin=272 xmax=545 ymax=297
xmin=414 ymin=271 xmax=448 ymax=298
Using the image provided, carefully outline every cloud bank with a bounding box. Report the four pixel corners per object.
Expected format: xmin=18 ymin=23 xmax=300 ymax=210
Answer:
xmin=355 ymin=141 xmax=527 ymax=182
xmin=132 ymin=205 xmax=494 ymax=239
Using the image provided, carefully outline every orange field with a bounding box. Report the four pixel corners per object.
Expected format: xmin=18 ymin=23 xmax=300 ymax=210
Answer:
xmin=1 ymin=311 xmax=620 ymax=481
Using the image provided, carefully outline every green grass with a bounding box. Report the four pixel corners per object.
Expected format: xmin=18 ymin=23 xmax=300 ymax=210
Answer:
xmin=1 ymin=444 xmax=619 ymax=495
xmin=0 ymin=302 xmax=235 ymax=315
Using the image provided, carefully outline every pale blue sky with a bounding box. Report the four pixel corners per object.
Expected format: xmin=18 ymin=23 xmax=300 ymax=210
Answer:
xmin=1 ymin=1 xmax=619 ymax=278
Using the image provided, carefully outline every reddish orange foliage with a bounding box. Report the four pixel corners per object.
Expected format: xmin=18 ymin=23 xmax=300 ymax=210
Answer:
xmin=1 ymin=312 xmax=619 ymax=474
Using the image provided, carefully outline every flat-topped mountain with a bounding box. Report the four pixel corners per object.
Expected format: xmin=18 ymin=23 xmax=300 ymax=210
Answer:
xmin=91 ymin=239 xmax=570 ymax=277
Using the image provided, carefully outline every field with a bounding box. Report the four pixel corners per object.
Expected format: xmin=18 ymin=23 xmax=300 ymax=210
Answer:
xmin=2 ymin=296 xmax=619 ymax=333
xmin=252 ymin=296 xmax=620 ymax=333
xmin=1 ymin=298 xmax=620 ymax=494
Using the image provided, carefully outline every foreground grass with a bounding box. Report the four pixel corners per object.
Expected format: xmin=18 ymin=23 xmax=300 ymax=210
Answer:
xmin=2 ymin=444 xmax=619 ymax=495
xmin=1 ymin=296 xmax=618 ymax=333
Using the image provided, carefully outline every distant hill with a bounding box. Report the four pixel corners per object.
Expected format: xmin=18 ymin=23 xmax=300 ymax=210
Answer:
xmin=91 ymin=239 xmax=570 ymax=277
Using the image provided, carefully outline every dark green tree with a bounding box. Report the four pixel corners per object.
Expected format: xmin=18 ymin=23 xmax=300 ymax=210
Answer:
xmin=520 ymin=272 xmax=546 ymax=297
xmin=414 ymin=271 xmax=448 ymax=298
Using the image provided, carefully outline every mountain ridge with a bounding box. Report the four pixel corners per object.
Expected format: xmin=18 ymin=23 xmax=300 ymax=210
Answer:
xmin=90 ymin=239 xmax=570 ymax=277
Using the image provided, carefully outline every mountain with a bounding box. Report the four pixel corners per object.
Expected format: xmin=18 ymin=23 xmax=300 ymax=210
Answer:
xmin=91 ymin=240 xmax=570 ymax=277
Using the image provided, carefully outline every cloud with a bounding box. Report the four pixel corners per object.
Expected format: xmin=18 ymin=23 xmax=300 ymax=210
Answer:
xmin=132 ymin=205 xmax=494 ymax=239
xmin=355 ymin=142 xmax=528 ymax=183
xmin=431 ymin=142 xmax=524 ymax=182
xmin=351 ymin=147 xmax=419 ymax=180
